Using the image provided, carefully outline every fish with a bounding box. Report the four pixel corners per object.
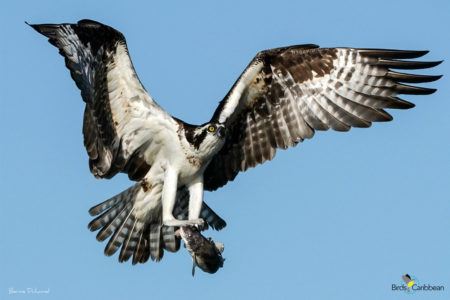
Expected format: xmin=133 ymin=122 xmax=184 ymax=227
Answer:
xmin=178 ymin=226 xmax=225 ymax=275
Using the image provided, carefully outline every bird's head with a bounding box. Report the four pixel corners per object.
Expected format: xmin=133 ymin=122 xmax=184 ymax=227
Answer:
xmin=185 ymin=122 xmax=226 ymax=156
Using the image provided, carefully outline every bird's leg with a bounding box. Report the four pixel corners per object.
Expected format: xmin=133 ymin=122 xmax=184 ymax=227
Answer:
xmin=187 ymin=175 xmax=205 ymax=228
xmin=162 ymin=169 xmax=204 ymax=227
xmin=161 ymin=167 xmax=180 ymax=226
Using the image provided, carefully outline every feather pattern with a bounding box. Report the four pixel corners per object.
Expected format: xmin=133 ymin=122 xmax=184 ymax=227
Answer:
xmin=28 ymin=19 xmax=176 ymax=181
xmin=205 ymin=46 xmax=442 ymax=190
xmin=30 ymin=20 xmax=442 ymax=269
xmin=88 ymin=184 xmax=226 ymax=264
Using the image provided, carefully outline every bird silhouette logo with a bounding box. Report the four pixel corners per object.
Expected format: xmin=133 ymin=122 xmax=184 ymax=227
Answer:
xmin=402 ymin=274 xmax=416 ymax=292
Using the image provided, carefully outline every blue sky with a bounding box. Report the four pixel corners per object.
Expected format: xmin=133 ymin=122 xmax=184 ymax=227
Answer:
xmin=1 ymin=0 xmax=449 ymax=299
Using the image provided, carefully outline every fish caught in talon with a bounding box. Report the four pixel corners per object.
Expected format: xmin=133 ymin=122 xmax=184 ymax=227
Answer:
xmin=179 ymin=226 xmax=225 ymax=275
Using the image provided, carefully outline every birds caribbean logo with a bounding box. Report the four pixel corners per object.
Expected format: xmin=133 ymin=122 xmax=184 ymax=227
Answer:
xmin=402 ymin=274 xmax=416 ymax=293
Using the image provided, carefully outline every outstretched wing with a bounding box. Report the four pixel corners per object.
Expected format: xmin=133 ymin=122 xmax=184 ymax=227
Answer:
xmin=29 ymin=19 xmax=177 ymax=180
xmin=204 ymin=45 xmax=442 ymax=190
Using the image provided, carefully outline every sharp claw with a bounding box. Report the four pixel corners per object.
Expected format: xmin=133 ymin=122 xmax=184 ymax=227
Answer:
xmin=194 ymin=218 xmax=205 ymax=230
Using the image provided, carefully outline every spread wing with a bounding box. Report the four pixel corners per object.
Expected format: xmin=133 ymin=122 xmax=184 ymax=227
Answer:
xmin=29 ymin=19 xmax=177 ymax=180
xmin=204 ymin=45 xmax=442 ymax=190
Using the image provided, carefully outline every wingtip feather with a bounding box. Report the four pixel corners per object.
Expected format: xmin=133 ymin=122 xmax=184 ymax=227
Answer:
xmin=26 ymin=22 xmax=41 ymax=33
xmin=395 ymin=84 xmax=437 ymax=95
xmin=377 ymin=59 xmax=443 ymax=70
xmin=358 ymin=49 xmax=430 ymax=59
xmin=386 ymin=72 xmax=443 ymax=83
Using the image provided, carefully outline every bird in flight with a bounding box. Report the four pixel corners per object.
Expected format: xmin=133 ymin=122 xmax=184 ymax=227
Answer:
xmin=29 ymin=19 xmax=441 ymax=266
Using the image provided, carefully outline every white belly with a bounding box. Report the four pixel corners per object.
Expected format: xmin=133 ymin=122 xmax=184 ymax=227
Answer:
xmin=142 ymin=131 xmax=205 ymax=186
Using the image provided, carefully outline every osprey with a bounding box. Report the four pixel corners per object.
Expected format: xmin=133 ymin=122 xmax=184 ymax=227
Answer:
xmin=29 ymin=19 xmax=441 ymax=265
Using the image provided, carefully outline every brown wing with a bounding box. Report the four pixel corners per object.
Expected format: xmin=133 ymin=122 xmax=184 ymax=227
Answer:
xmin=30 ymin=19 xmax=176 ymax=181
xmin=204 ymin=45 xmax=442 ymax=190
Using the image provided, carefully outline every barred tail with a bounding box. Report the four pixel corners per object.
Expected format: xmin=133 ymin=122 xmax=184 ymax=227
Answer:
xmin=88 ymin=183 xmax=226 ymax=264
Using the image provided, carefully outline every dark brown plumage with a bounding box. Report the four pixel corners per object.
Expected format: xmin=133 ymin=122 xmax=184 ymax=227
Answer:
xmin=30 ymin=19 xmax=441 ymax=273
xmin=204 ymin=46 xmax=442 ymax=190
xmin=29 ymin=20 xmax=153 ymax=181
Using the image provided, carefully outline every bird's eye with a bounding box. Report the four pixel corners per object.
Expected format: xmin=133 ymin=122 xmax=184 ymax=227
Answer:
xmin=208 ymin=126 xmax=215 ymax=132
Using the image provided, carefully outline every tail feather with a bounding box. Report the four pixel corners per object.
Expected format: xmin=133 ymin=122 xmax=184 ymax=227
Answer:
xmin=201 ymin=203 xmax=227 ymax=230
xmin=149 ymin=224 xmax=163 ymax=261
xmin=89 ymin=185 xmax=139 ymax=216
xmin=104 ymin=208 xmax=135 ymax=256
xmin=88 ymin=184 xmax=140 ymax=234
xmin=134 ymin=225 xmax=152 ymax=264
xmin=95 ymin=199 xmax=134 ymax=242
xmin=88 ymin=182 xmax=227 ymax=264
xmin=119 ymin=218 xmax=139 ymax=262
xmin=132 ymin=231 xmax=147 ymax=265
xmin=88 ymin=197 xmax=128 ymax=233
xmin=138 ymin=236 xmax=151 ymax=264
xmin=173 ymin=188 xmax=189 ymax=219
xmin=161 ymin=226 xmax=180 ymax=252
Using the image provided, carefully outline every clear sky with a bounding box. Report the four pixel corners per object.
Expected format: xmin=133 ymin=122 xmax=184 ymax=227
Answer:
xmin=1 ymin=0 xmax=449 ymax=299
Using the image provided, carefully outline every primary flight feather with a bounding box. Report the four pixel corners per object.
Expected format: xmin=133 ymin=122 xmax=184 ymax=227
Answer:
xmin=29 ymin=19 xmax=442 ymax=266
